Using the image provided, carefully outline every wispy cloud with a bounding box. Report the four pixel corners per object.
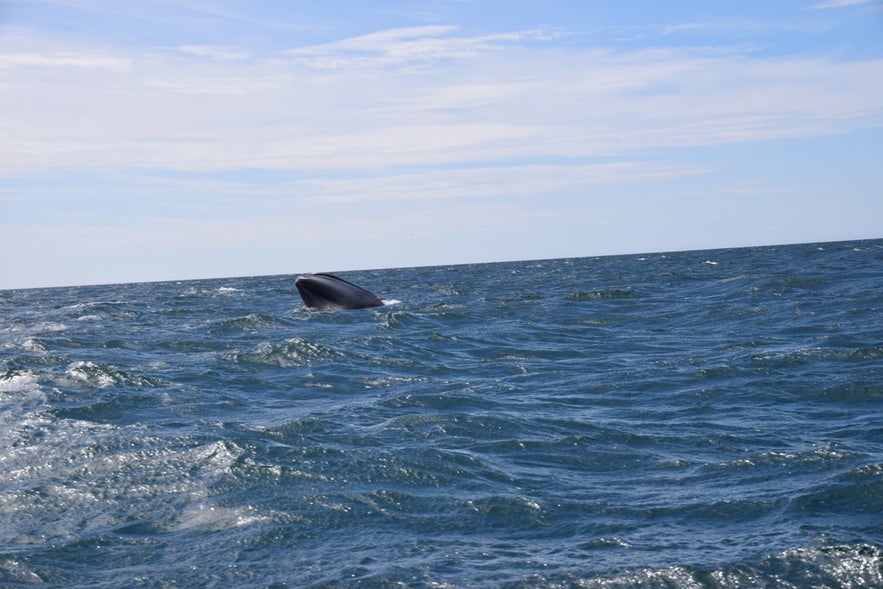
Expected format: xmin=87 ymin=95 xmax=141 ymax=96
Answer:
xmin=3 ymin=23 xmax=881 ymax=178
xmin=812 ymin=0 xmax=878 ymax=8
xmin=298 ymin=161 xmax=709 ymax=204
xmin=0 ymin=52 xmax=130 ymax=69
xmin=282 ymin=25 xmax=556 ymax=69
xmin=176 ymin=45 xmax=251 ymax=61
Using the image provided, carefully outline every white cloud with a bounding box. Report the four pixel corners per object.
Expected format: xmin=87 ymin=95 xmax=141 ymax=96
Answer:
xmin=292 ymin=161 xmax=708 ymax=205
xmin=812 ymin=0 xmax=877 ymax=8
xmin=2 ymin=27 xmax=881 ymax=181
xmin=0 ymin=52 xmax=131 ymax=69
xmin=281 ymin=25 xmax=553 ymax=69
xmin=176 ymin=45 xmax=251 ymax=61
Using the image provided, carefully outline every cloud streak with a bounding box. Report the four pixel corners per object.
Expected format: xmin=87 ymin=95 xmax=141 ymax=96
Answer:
xmin=282 ymin=25 xmax=556 ymax=69
xmin=812 ymin=0 xmax=878 ymax=8
xmin=2 ymin=26 xmax=881 ymax=180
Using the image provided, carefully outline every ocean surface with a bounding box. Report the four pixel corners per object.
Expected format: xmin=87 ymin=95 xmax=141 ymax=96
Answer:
xmin=1 ymin=239 xmax=882 ymax=588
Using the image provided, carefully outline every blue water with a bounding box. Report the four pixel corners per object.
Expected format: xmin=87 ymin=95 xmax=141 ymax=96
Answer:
xmin=1 ymin=239 xmax=882 ymax=588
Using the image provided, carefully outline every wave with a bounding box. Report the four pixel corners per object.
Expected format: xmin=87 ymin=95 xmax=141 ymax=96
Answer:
xmin=530 ymin=543 xmax=883 ymax=589
xmin=1 ymin=239 xmax=881 ymax=587
xmin=226 ymin=337 xmax=343 ymax=368
xmin=0 ymin=405 xmax=247 ymax=547
xmin=60 ymin=360 xmax=167 ymax=389
xmin=208 ymin=312 xmax=291 ymax=335
xmin=569 ymin=289 xmax=635 ymax=300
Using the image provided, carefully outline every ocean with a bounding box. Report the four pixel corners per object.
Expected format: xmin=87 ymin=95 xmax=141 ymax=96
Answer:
xmin=1 ymin=239 xmax=881 ymax=588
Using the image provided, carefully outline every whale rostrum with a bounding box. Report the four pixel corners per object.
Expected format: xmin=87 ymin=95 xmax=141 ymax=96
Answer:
xmin=295 ymin=273 xmax=385 ymax=311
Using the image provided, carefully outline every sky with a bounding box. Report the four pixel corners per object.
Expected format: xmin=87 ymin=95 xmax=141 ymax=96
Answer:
xmin=1 ymin=1 xmax=882 ymax=289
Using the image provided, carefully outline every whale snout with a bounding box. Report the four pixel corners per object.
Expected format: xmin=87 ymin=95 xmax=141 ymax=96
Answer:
xmin=295 ymin=273 xmax=385 ymax=311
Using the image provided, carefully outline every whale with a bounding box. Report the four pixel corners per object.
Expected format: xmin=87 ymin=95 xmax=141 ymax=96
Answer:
xmin=295 ymin=273 xmax=385 ymax=311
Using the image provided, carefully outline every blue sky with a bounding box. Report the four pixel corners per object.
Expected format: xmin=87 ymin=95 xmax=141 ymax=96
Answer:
xmin=2 ymin=0 xmax=882 ymax=289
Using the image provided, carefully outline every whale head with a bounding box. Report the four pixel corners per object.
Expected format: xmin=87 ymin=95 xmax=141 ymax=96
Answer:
xmin=295 ymin=273 xmax=385 ymax=311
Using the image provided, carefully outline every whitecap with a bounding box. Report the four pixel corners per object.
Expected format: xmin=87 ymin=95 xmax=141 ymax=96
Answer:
xmin=34 ymin=322 xmax=68 ymax=334
xmin=64 ymin=361 xmax=116 ymax=388
xmin=75 ymin=314 xmax=102 ymax=322
xmin=0 ymin=559 xmax=43 ymax=584
xmin=167 ymin=503 xmax=269 ymax=533
xmin=0 ymin=370 xmax=40 ymax=394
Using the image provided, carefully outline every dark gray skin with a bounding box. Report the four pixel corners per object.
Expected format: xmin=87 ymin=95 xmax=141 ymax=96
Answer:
xmin=295 ymin=273 xmax=385 ymax=311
